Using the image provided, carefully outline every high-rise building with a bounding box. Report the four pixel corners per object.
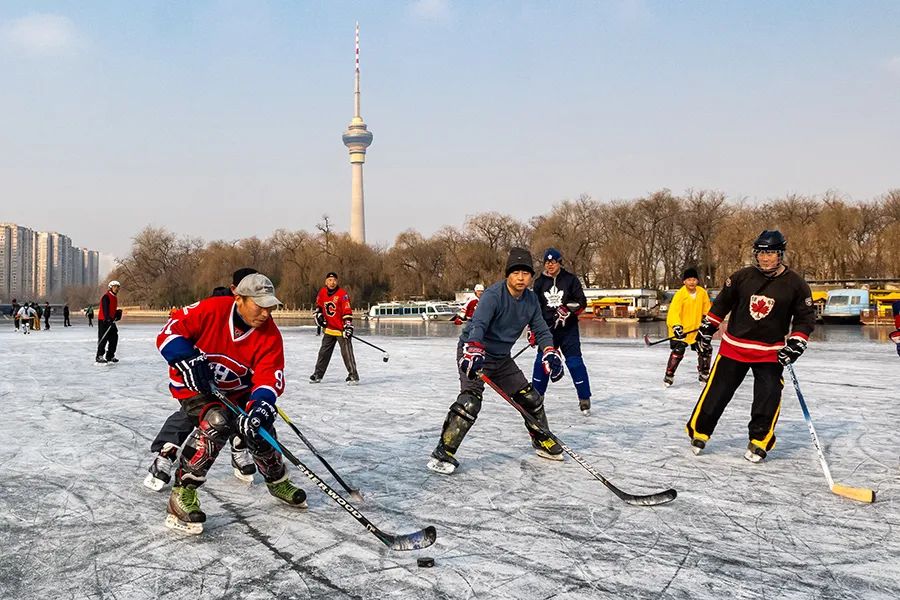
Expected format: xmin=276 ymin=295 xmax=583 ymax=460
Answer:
xmin=1 ymin=223 xmax=99 ymax=301
xmin=342 ymin=22 xmax=374 ymax=244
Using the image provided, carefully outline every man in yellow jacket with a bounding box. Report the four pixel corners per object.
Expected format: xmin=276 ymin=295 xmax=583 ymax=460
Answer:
xmin=665 ymin=267 xmax=712 ymax=386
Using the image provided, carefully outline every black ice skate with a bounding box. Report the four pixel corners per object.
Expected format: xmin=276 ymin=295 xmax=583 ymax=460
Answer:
xmin=231 ymin=438 xmax=256 ymax=483
xmin=266 ymin=475 xmax=308 ymax=507
xmin=144 ymin=443 xmax=178 ymax=491
xmin=579 ymin=398 xmax=591 ymax=416
xmin=309 ymin=374 xmax=322 ymax=384
xmin=166 ymin=485 xmax=206 ymax=535
xmin=664 ymin=374 xmax=674 ymax=387
xmin=346 ymin=374 xmax=360 ymax=386
xmin=690 ymin=438 xmax=705 ymax=456
xmin=531 ymin=434 xmax=564 ymax=461
xmin=426 ymin=444 xmax=459 ymax=475
xmin=744 ymin=443 xmax=767 ymax=464
xmin=698 ymin=371 xmax=709 ymax=382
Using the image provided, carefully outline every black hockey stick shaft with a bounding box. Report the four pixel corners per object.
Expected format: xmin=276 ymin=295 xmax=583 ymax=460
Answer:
xmin=644 ymin=328 xmax=699 ymax=347
xmin=479 ymin=374 xmax=677 ymax=506
xmin=351 ymin=333 xmax=388 ymax=355
xmin=512 ymin=344 xmax=531 ymax=360
xmin=276 ymin=406 xmax=363 ymax=501
xmin=212 ymin=390 xmax=436 ymax=550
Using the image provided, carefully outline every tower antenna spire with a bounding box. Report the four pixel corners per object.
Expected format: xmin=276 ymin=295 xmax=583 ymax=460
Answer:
xmin=354 ymin=21 xmax=361 ymax=118
xmin=343 ymin=22 xmax=373 ymax=244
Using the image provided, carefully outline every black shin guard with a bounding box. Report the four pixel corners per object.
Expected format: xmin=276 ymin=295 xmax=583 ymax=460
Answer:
xmin=440 ymin=391 xmax=482 ymax=453
xmin=177 ymin=404 xmax=233 ymax=487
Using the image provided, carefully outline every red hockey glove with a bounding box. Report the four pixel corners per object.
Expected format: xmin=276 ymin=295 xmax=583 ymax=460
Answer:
xmin=458 ymin=341 xmax=485 ymax=380
xmin=541 ymin=347 xmax=564 ymax=382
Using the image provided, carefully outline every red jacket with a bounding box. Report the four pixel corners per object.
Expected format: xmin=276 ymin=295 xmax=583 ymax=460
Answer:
xmin=98 ymin=291 xmax=118 ymax=322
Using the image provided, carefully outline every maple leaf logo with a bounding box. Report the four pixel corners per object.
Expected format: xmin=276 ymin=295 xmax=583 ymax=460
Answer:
xmin=749 ymin=295 xmax=775 ymax=320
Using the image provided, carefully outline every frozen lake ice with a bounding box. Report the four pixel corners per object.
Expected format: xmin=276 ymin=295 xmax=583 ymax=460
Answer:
xmin=1 ymin=319 xmax=899 ymax=599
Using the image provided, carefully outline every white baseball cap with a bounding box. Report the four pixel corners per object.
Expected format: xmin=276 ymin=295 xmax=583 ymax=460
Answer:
xmin=233 ymin=273 xmax=281 ymax=308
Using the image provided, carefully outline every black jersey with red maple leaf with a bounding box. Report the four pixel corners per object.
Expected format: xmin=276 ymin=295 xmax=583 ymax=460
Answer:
xmin=706 ymin=266 xmax=815 ymax=363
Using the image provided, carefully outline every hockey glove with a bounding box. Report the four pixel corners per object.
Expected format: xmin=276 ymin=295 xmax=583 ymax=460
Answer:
xmin=777 ymin=337 xmax=807 ymax=365
xmin=890 ymin=330 xmax=900 ymax=357
xmin=541 ymin=347 xmax=565 ymax=382
xmin=553 ymin=306 xmax=571 ymax=329
xmin=342 ymin=319 xmax=354 ymax=339
xmin=526 ymin=326 xmax=537 ymax=347
xmin=672 ymin=325 xmax=685 ymax=340
xmin=171 ymin=351 xmax=215 ymax=395
xmin=238 ymin=400 xmax=277 ymax=441
xmin=458 ymin=341 xmax=485 ymax=380
xmin=114 ymin=309 xmax=123 ymax=322
xmin=696 ymin=317 xmax=717 ymax=355
xmin=313 ymin=307 xmax=326 ymax=329
xmin=453 ymin=315 xmax=464 ymax=326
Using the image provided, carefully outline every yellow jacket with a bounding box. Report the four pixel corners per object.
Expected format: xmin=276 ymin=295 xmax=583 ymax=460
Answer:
xmin=666 ymin=285 xmax=711 ymax=344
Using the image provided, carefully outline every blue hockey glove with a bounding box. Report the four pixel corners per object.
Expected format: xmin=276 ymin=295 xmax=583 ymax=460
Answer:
xmin=777 ymin=337 xmax=808 ymax=365
xmin=237 ymin=400 xmax=277 ymax=441
xmin=171 ymin=351 xmax=215 ymax=395
xmin=542 ymin=347 xmax=564 ymax=382
xmin=458 ymin=341 xmax=485 ymax=380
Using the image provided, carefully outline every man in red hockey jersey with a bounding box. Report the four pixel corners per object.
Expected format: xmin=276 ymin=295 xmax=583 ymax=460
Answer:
xmin=310 ymin=271 xmax=359 ymax=384
xmin=890 ymin=300 xmax=900 ymax=357
xmin=453 ymin=284 xmax=484 ymax=325
xmin=156 ymin=273 xmax=306 ymax=534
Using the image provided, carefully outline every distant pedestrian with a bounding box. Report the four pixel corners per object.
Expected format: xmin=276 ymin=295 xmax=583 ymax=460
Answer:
xmin=43 ymin=302 xmax=51 ymax=330
xmin=85 ymin=305 xmax=94 ymax=327
xmin=12 ymin=298 xmax=20 ymax=330
xmin=63 ymin=304 xmax=71 ymax=327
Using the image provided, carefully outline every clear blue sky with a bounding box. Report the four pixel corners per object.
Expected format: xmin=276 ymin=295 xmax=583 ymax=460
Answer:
xmin=2 ymin=1 xmax=898 ymax=258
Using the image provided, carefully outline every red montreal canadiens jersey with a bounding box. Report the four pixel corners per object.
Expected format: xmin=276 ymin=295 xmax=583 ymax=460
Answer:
xmin=316 ymin=286 xmax=353 ymax=330
xmin=157 ymin=295 xmax=285 ymax=402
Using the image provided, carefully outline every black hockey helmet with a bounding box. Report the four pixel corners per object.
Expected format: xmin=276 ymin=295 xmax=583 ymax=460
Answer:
xmin=752 ymin=230 xmax=786 ymax=274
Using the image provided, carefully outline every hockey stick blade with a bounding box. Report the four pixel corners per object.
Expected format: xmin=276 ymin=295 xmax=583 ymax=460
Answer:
xmin=480 ymin=374 xmax=677 ymax=507
xmin=377 ymin=525 xmax=438 ymax=551
xmin=831 ymin=484 xmax=875 ymax=504
xmin=643 ymin=334 xmax=652 ymax=347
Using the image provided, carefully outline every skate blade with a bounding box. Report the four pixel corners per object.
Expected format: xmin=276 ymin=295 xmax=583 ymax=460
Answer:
xmin=143 ymin=473 xmax=167 ymax=491
xmin=426 ymin=457 xmax=456 ymax=475
xmin=233 ymin=468 xmax=255 ymax=484
xmin=346 ymin=380 xmax=359 ymax=386
xmin=580 ymin=409 xmax=591 ymax=416
xmin=691 ymin=446 xmax=703 ymax=456
xmin=743 ymin=450 xmax=764 ymax=464
xmin=535 ymin=449 xmax=564 ymax=461
xmin=271 ymin=496 xmax=308 ymax=508
xmin=165 ymin=514 xmax=203 ymax=535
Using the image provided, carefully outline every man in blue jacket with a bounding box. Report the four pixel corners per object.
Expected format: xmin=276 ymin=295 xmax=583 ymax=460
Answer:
xmin=530 ymin=248 xmax=592 ymax=415
xmin=427 ymin=247 xmax=566 ymax=474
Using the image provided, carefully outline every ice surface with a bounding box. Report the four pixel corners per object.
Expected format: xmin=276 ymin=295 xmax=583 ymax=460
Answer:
xmin=1 ymin=319 xmax=899 ymax=599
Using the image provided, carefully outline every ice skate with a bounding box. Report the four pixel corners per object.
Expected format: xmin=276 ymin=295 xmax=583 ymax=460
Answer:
xmin=579 ymin=398 xmax=591 ymax=416
xmin=107 ymin=357 xmax=119 ymax=364
xmin=95 ymin=356 xmax=107 ymax=365
xmin=144 ymin=443 xmax=178 ymax=491
xmin=690 ymin=438 xmax=705 ymax=456
xmin=744 ymin=443 xmax=766 ymax=464
xmin=166 ymin=485 xmax=205 ymax=535
xmin=532 ymin=435 xmax=564 ymax=461
xmin=309 ymin=374 xmax=322 ymax=384
xmin=266 ymin=475 xmax=308 ymax=507
xmin=698 ymin=372 xmax=709 ymax=383
xmin=664 ymin=374 xmax=674 ymax=388
xmin=346 ymin=374 xmax=360 ymax=386
xmin=426 ymin=444 xmax=459 ymax=475
xmin=231 ymin=440 xmax=256 ymax=483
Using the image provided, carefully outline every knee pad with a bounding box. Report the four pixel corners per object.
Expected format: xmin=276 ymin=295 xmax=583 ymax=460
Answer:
xmin=451 ymin=391 xmax=482 ymax=423
xmin=199 ymin=404 xmax=234 ymax=444
xmin=515 ymin=384 xmax=543 ymax=412
xmin=670 ymin=342 xmax=687 ymax=356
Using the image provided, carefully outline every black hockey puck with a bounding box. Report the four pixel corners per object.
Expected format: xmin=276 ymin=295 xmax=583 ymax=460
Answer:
xmin=417 ymin=557 xmax=435 ymax=568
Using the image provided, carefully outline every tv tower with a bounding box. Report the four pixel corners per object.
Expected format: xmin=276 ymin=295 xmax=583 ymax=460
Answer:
xmin=342 ymin=22 xmax=374 ymax=244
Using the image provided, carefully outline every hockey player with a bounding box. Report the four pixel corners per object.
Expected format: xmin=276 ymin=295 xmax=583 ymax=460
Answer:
xmin=96 ymin=281 xmax=121 ymax=363
xmin=43 ymin=302 xmax=51 ymax=330
xmin=664 ymin=267 xmax=712 ymax=387
xmin=453 ymin=284 xmax=484 ymax=325
xmin=144 ymin=268 xmax=260 ymax=491
xmin=157 ymin=273 xmax=305 ymax=534
xmin=63 ymin=304 xmax=71 ymax=327
xmin=427 ymin=247 xmax=566 ymax=474
xmin=686 ymin=230 xmax=816 ymax=463
xmin=529 ymin=248 xmax=592 ymax=415
xmin=17 ymin=303 xmax=36 ymax=334
xmin=85 ymin=305 xmax=94 ymax=327
xmin=890 ymin=300 xmax=900 ymax=357
xmin=310 ymin=272 xmax=359 ymax=384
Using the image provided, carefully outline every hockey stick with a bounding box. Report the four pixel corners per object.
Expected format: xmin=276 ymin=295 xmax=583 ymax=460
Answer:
xmin=212 ymin=390 xmax=436 ymax=549
xmin=276 ymin=405 xmax=364 ymax=502
xmin=511 ymin=344 xmax=531 ymax=360
xmin=479 ymin=374 xmax=677 ymax=507
xmin=785 ymin=364 xmax=875 ymax=503
xmin=324 ymin=328 xmax=389 ymax=363
xmin=643 ymin=328 xmax=699 ymax=347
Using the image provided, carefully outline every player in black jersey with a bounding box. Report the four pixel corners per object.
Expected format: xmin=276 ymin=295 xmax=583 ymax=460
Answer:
xmin=685 ymin=230 xmax=816 ymax=463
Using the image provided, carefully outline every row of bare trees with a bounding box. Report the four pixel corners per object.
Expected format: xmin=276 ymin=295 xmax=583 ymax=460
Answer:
xmin=110 ymin=189 xmax=900 ymax=309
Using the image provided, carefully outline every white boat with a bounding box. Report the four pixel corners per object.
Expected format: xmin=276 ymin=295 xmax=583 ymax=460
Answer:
xmin=367 ymin=301 xmax=456 ymax=321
